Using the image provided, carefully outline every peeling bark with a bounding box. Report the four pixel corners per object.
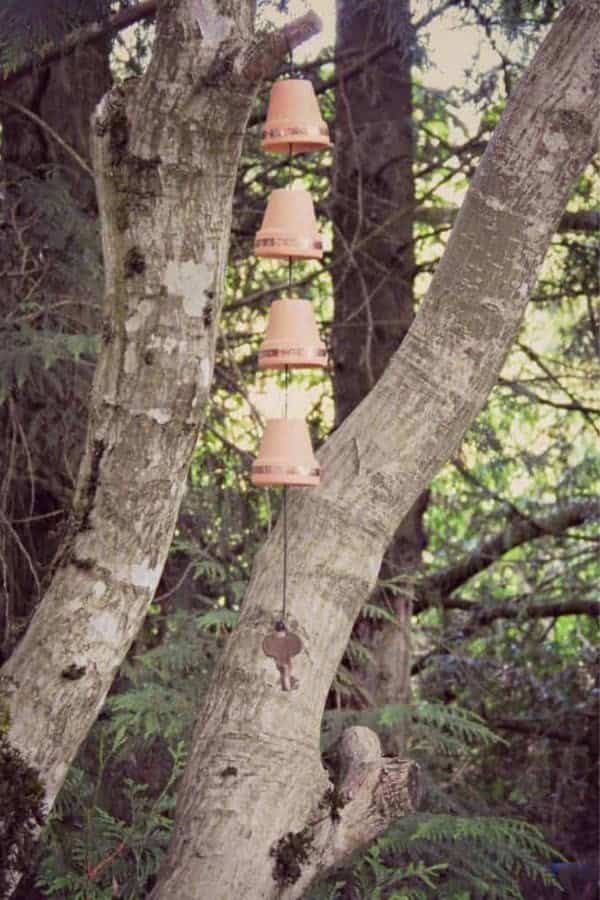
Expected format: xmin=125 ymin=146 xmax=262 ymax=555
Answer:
xmin=150 ymin=3 xmax=600 ymax=897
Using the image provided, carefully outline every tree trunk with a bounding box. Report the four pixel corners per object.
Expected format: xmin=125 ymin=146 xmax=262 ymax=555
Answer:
xmin=150 ymin=3 xmax=600 ymax=898
xmin=332 ymin=0 xmax=424 ymax=739
xmin=0 ymin=1 xmax=321 ymax=884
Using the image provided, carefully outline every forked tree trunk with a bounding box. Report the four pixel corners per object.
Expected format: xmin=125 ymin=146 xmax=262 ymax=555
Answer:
xmin=150 ymin=3 xmax=600 ymax=898
xmin=0 ymin=1 xmax=598 ymax=898
xmin=0 ymin=1 xmax=320 ymax=890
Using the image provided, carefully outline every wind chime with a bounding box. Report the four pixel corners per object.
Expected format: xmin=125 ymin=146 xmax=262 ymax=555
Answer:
xmin=251 ymin=69 xmax=330 ymax=691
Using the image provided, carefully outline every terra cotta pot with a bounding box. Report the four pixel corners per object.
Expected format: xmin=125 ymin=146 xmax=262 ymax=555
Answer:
xmin=259 ymin=299 xmax=327 ymax=370
xmin=251 ymin=418 xmax=320 ymax=487
xmin=262 ymin=78 xmax=330 ymax=155
xmin=255 ymin=189 xmax=323 ymax=260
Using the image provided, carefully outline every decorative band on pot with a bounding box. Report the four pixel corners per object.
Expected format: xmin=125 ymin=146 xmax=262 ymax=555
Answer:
xmin=258 ymin=299 xmax=328 ymax=370
xmin=254 ymin=189 xmax=323 ymax=261
xmin=252 ymin=465 xmax=321 ymax=477
xmin=254 ymin=236 xmax=323 ymax=253
xmin=262 ymin=123 xmax=329 ymax=143
xmin=251 ymin=418 xmax=320 ymax=487
xmin=259 ymin=347 xmax=327 ymax=367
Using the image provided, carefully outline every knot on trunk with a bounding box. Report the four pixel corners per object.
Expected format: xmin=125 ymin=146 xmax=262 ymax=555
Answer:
xmin=337 ymin=726 xmax=422 ymax=824
xmin=276 ymin=726 xmax=421 ymax=898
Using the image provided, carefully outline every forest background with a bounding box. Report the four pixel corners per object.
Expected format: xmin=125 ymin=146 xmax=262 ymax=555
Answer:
xmin=0 ymin=0 xmax=598 ymax=897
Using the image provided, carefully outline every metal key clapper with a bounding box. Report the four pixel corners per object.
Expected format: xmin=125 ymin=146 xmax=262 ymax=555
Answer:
xmin=262 ymin=620 xmax=303 ymax=691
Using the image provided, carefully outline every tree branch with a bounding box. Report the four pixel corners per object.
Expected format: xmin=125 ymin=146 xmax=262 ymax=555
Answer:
xmin=411 ymin=598 xmax=599 ymax=675
xmin=451 ymin=597 xmax=599 ymax=622
xmin=0 ymin=97 xmax=93 ymax=177
xmin=416 ymin=204 xmax=600 ymax=234
xmin=489 ymin=715 xmax=595 ymax=745
xmin=497 ymin=377 xmax=600 ymax=416
xmin=239 ymin=11 xmax=323 ymax=82
xmin=286 ymin=727 xmax=421 ymax=899
xmin=415 ymin=499 xmax=600 ymax=608
xmin=0 ymin=1 xmax=157 ymax=91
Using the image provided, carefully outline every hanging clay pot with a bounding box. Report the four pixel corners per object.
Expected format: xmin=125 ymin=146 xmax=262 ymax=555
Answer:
xmin=252 ymin=418 xmax=320 ymax=487
xmin=259 ymin=299 xmax=327 ymax=370
xmin=262 ymin=78 xmax=331 ymax=155
xmin=255 ymin=189 xmax=323 ymax=260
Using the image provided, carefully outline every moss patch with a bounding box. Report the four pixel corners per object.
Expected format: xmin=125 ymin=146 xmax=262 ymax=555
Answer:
xmin=0 ymin=714 xmax=46 ymax=895
xmin=270 ymin=826 xmax=314 ymax=886
xmin=123 ymin=247 xmax=146 ymax=278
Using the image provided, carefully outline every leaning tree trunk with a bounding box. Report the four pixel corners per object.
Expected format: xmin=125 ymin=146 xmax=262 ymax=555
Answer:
xmin=0 ymin=0 xmax=321 ymax=885
xmin=332 ymin=0 xmax=425 ymax=741
xmin=150 ymin=3 xmax=600 ymax=898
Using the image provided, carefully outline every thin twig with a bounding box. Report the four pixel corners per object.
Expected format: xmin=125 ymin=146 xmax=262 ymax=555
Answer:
xmin=0 ymin=97 xmax=94 ymax=177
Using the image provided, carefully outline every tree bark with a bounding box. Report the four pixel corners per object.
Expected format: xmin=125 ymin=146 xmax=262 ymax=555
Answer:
xmin=150 ymin=2 xmax=600 ymax=898
xmin=0 ymin=0 xmax=321 ymax=876
xmin=332 ymin=0 xmax=424 ymax=736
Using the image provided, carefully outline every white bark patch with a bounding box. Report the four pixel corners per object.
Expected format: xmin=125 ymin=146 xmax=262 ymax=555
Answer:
xmin=126 ymin=300 xmax=154 ymax=334
xmin=112 ymin=560 xmax=163 ymax=590
xmin=147 ymin=408 xmax=172 ymax=424
xmin=148 ymin=334 xmax=179 ymax=354
xmin=90 ymin=609 xmax=122 ymax=643
xmin=199 ymin=357 xmax=211 ymax=387
xmin=165 ymin=258 xmax=215 ymax=319
xmin=193 ymin=0 xmax=233 ymax=45
xmin=93 ymin=581 xmax=107 ymax=600
xmin=473 ymin=188 xmax=507 ymax=214
xmin=542 ymin=130 xmax=570 ymax=154
xmin=125 ymin=343 xmax=138 ymax=374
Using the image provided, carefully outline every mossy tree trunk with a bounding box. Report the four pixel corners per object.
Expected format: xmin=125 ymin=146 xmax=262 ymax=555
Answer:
xmin=0 ymin=1 xmax=320 ymax=891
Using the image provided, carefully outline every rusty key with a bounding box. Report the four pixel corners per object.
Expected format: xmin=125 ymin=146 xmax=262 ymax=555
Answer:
xmin=262 ymin=621 xmax=303 ymax=691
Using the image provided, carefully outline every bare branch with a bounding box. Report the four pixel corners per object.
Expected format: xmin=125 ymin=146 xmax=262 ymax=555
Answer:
xmin=415 ymin=499 xmax=600 ymax=608
xmin=0 ymin=97 xmax=94 ymax=177
xmin=411 ymin=598 xmax=599 ymax=675
xmin=490 ymin=715 xmax=595 ymax=745
xmin=498 ymin=377 xmax=600 ymax=416
xmin=0 ymin=1 xmax=157 ymax=91
xmin=240 ymin=11 xmax=323 ymax=82
xmin=416 ymin=204 xmax=600 ymax=234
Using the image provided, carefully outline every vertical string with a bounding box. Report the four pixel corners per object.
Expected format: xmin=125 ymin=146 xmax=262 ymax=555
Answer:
xmin=281 ymin=136 xmax=293 ymax=624
xmin=282 ymin=484 xmax=288 ymax=620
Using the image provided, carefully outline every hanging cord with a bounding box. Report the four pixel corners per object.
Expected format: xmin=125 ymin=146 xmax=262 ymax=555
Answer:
xmin=281 ymin=360 xmax=289 ymax=622
xmin=281 ymin=484 xmax=288 ymax=622
xmin=278 ymin=69 xmax=294 ymax=627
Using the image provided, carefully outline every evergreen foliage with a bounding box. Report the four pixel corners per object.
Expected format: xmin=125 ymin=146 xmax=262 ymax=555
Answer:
xmin=0 ymin=0 xmax=109 ymax=71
